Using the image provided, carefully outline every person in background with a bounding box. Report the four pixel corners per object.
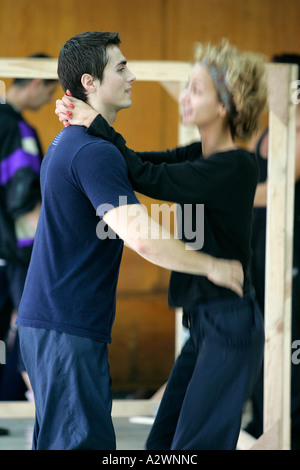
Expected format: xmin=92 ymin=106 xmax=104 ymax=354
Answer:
xmin=0 ymin=262 xmax=13 ymax=435
xmin=245 ymin=53 xmax=300 ymax=450
xmin=56 ymin=39 xmax=267 ymax=450
xmin=0 ymin=54 xmax=58 ymax=402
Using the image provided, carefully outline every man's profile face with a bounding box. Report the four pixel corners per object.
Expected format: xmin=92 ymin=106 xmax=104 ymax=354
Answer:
xmin=95 ymin=46 xmax=136 ymax=114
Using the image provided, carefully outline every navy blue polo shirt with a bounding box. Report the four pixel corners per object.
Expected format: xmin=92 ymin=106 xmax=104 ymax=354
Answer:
xmin=17 ymin=126 xmax=139 ymax=343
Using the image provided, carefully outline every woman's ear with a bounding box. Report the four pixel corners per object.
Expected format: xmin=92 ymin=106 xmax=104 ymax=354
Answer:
xmin=81 ymin=74 xmax=96 ymax=93
xmin=218 ymin=102 xmax=227 ymax=118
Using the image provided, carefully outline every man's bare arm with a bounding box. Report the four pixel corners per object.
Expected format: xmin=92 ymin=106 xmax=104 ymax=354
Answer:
xmin=103 ymin=204 xmax=244 ymax=297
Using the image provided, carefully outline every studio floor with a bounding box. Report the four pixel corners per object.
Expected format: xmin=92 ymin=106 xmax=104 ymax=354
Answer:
xmin=0 ymin=400 xmax=157 ymax=451
xmin=0 ymin=400 xmax=253 ymax=451
xmin=0 ymin=416 xmax=152 ymax=450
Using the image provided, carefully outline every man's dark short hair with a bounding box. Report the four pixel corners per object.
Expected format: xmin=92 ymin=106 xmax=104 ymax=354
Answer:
xmin=57 ymin=31 xmax=121 ymax=102
xmin=13 ymin=53 xmax=57 ymax=87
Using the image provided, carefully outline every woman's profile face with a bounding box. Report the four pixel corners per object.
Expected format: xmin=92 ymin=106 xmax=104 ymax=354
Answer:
xmin=179 ymin=64 xmax=225 ymax=129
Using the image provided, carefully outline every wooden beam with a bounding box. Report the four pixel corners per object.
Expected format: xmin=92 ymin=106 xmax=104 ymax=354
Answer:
xmin=0 ymin=400 xmax=159 ymax=419
xmin=264 ymin=63 xmax=298 ymax=449
xmin=0 ymin=58 xmax=191 ymax=81
xmin=130 ymin=61 xmax=191 ymax=82
xmin=0 ymin=58 xmax=58 ymax=79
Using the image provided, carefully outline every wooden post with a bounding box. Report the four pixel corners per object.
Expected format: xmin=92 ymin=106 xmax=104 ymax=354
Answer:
xmin=264 ymin=63 xmax=298 ymax=449
xmin=161 ymin=81 xmax=199 ymax=358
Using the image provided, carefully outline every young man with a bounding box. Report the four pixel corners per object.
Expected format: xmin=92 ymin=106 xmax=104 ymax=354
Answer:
xmin=17 ymin=31 xmax=243 ymax=450
xmin=0 ymin=58 xmax=57 ymax=402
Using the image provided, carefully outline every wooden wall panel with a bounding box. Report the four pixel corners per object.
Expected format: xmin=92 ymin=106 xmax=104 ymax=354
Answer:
xmin=0 ymin=0 xmax=167 ymax=152
xmin=161 ymin=0 xmax=300 ymax=147
xmin=163 ymin=0 xmax=300 ymax=60
xmin=1 ymin=0 xmax=299 ymax=157
xmin=0 ymin=0 xmax=171 ymax=394
xmin=109 ymin=296 xmax=175 ymax=393
xmin=1 ymin=0 xmax=300 ymax=392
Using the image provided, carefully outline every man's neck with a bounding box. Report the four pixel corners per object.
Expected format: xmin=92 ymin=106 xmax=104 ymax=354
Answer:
xmin=6 ymin=87 xmax=26 ymax=112
xmin=94 ymin=105 xmax=117 ymax=127
xmin=87 ymin=94 xmax=118 ymax=127
xmin=102 ymin=110 xmax=117 ymax=127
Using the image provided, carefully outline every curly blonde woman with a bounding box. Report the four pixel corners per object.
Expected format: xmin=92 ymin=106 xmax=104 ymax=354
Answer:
xmin=56 ymin=39 xmax=268 ymax=450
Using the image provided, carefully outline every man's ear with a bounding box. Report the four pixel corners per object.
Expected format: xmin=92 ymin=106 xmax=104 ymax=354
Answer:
xmin=81 ymin=74 xmax=97 ymax=93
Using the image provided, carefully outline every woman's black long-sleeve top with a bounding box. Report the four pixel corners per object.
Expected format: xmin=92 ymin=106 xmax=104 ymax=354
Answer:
xmin=88 ymin=115 xmax=259 ymax=309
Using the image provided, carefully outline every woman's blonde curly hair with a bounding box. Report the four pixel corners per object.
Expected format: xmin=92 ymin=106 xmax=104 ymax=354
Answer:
xmin=194 ymin=39 xmax=268 ymax=141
